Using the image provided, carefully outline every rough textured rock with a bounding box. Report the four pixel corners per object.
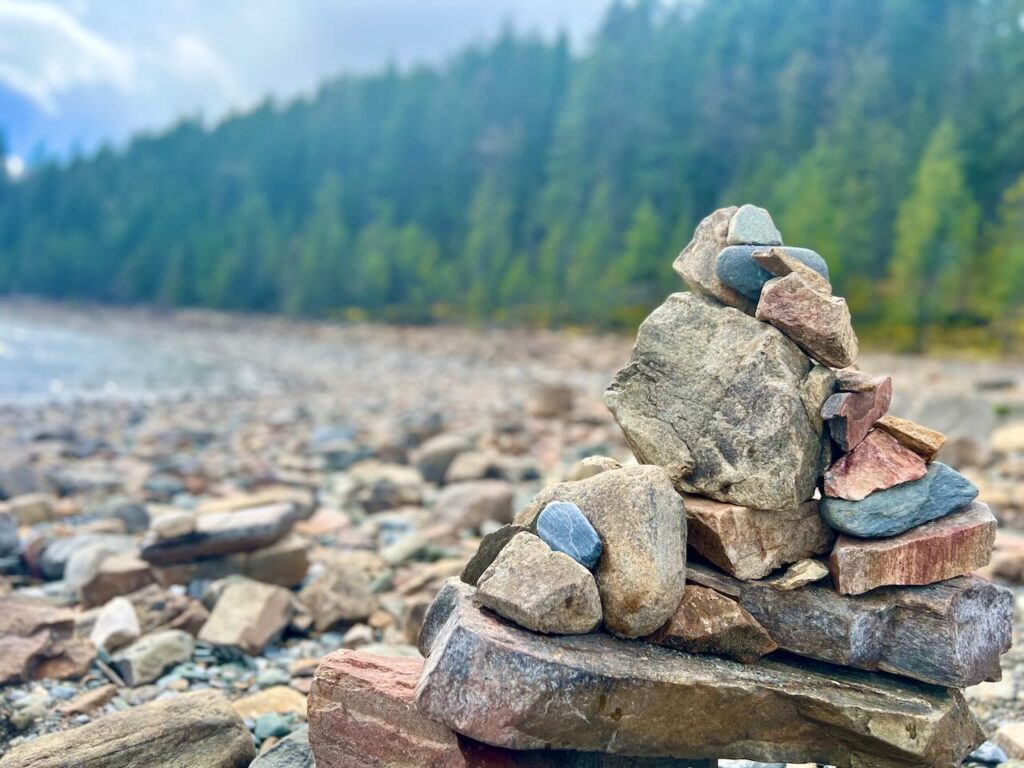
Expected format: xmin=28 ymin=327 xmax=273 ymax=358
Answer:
xmin=461 ymin=524 xmax=529 ymax=586
xmin=140 ymin=502 xmax=298 ymax=564
xmin=684 ymin=495 xmax=833 ymax=581
xmin=434 ymin=479 xmax=514 ymax=530
xmin=0 ymin=597 xmax=76 ymax=684
xmin=515 ymin=466 xmax=685 ymax=638
xmin=111 ymin=629 xmax=195 ymax=686
xmin=755 ymin=272 xmax=858 ymax=368
xmin=605 ymin=293 xmax=825 ymax=511
xmin=823 ymin=429 xmax=928 ymax=501
xmin=820 ymin=462 xmax=979 ymax=537
xmin=688 ymin=564 xmax=1013 ymax=687
xmin=765 ymin=558 xmax=829 ymax=590
xmin=0 ymin=690 xmax=255 ymax=768
xmin=475 ymin=533 xmax=601 ymax=634
xmin=298 ymin=551 xmax=386 ymax=630
xmin=535 ymin=501 xmax=602 ymax=569
xmin=646 ymin=585 xmax=776 ymax=663
xmin=718 ymin=245 xmax=829 ymax=303
xmin=200 ymin=579 xmax=293 ymax=654
xmin=672 ymin=206 xmax=754 ymax=312
xmin=836 ymin=370 xmax=883 ymax=392
xmin=251 ymin=726 xmax=314 ymax=768
xmin=80 ymin=551 xmax=154 ymax=607
xmin=89 ymin=596 xmax=141 ymax=651
xmin=829 ymin=501 xmax=997 ymax=595
xmin=751 ymin=247 xmax=831 ymax=291
xmin=875 ymin=415 xmax=947 ymax=461
xmin=821 ymin=379 xmax=893 ymax=452
xmin=726 ymin=204 xmax=782 ymax=246
xmin=415 ymin=580 xmax=983 ymax=766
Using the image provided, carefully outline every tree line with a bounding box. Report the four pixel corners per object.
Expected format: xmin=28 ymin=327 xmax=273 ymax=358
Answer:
xmin=1 ymin=0 xmax=1024 ymax=349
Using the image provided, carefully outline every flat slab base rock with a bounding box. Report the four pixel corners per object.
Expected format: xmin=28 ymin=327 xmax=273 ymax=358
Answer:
xmin=829 ymin=502 xmax=997 ymax=595
xmin=416 ymin=580 xmax=983 ymax=767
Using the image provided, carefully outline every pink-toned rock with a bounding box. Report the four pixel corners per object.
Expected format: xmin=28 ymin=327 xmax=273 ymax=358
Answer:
xmin=820 ymin=377 xmax=893 ymax=452
xmin=80 ymin=551 xmax=155 ymax=607
xmin=0 ymin=597 xmax=76 ymax=683
xmin=823 ymin=429 xmax=928 ymax=501
xmin=752 ymin=247 xmax=831 ymax=291
xmin=646 ymin=585 xmax=776 ymax=663
xmin=756 ymin=272 xmax=858 ymax=369
xmin=685 ymin=495 xmax=834 ymax=581
xmin=829 ymin=502 xmax=997 ymax=595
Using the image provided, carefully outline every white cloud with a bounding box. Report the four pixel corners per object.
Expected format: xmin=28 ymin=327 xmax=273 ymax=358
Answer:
xmin=163 ymin=33 xmax=244 ymax=104
xmin=0 ymin=0 xmax=133 ymax=113
xmin=4 ymin=153 xmax=25 ymax=179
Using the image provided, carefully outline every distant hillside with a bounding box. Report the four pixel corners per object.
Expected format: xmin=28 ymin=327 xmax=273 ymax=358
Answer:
xmin=2 ymin=0 xmax=1023 ymax=348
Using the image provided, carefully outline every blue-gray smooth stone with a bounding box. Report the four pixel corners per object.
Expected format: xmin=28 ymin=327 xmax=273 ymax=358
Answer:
xmin=536 ymin=501 xmax=602 ymax=570
xmin=820 ymin=462 xmax=978 ymax=538
xmin=715 ymin=246 xmax=829 ymax=303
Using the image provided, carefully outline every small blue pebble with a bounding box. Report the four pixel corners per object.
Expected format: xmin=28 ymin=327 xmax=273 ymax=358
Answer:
xmin=536 ymin=501 xmax=602 ymax=570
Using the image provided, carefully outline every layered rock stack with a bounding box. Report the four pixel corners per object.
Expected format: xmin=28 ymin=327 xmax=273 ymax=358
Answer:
xmin=309 ymin=205 xmax=1014 ymax=768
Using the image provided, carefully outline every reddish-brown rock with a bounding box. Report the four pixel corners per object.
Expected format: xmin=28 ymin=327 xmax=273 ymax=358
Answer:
xmin=80 ymin=551 xmax=155 ymax=607
xmin=685 ymin=495 xmax=834 ymax=581
xmin=829 ymin=501 xmax=997 ymax=595
xmin=820 ymin=377 xmax=893 ymax=452
xmin=0 ymin=597 xmax=76 ymax=683
xmin=646 ymin=585 xmax=776 ymax=663
xmin=823 ymin=429 xmax=928 ymax=501
xmin=875 ymin=415 xmax=947 ymax=461
xmin=755 ymin=272 xmax=858 ymax=368
xmin=752 ymin=247 xmax=831 ymax=291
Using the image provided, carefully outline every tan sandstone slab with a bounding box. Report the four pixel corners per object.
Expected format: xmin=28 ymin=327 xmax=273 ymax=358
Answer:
xmin=875 ymin=415 xmax=947 ymax=462
xmin=829 ymin=501 xmax=997 ymax=595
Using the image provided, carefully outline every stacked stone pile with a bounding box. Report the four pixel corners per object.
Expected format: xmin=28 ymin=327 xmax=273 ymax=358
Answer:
xmin=309 ymin=205 xmax=1014 ymax=767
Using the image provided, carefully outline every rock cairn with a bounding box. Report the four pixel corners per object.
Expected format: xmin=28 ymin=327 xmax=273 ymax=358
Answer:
xmin=308 ymin=204 xmax=1014 ymax=767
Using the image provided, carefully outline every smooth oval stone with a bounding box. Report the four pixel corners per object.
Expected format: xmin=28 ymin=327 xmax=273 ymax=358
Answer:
xmin=819 ymin=462 xmax=978 ymax=538
xmin=536 ymin=501 xmax=602 ymax=570
xmin=716 ymin=246 xmax=829 ymax=303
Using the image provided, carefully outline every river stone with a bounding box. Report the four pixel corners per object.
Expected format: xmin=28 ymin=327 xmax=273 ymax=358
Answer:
xmin=823 ymin=429 xmax=928 ymax=501
xmin=111 ymin=629 xmax=195 ymax=686
xmin=820 ymin=377 xmax=893 ymax=452
xmin=829 ymin=501 xmax=997 ymax=595
xmin=684 ymin=495 xmax=833 ymax=580
xmin=200 ymin=579 xmax=293 ymax=654
xmin=688 ymin=564 xmax=1013 ymax=688
xmin=836 ymin=369 xmax=883 ymax=392
xmin=876 ymin=415 xmax=947 ymax=461
xmin=672 ymin=207 xmax=754 ymax=313
xmin=820 ymin=461 xmax=979 ymax=537
xmin=415 ymin=580 xmax=984 ymax=766
xmin=566 ymin=455 xmax=622 ymax=481
xmin=716 ymin=245 xmax=829 ymax=303
xmin=475 ymin=533 xmax=601 ymax=635
xmin=726 ymin=204 xmax=782 ymax=246
xmin=461 ymin=524 xmax=529 ymax=585
xmin=535 ymin=501 xmax=602 ymax=569
xmin=89 ymin=595 xmax=141 ymax=652
xmin=765 ymin=558 xmax=830 ymax=590
xmin=515 ymin=465 xmax=685 ymax=638
xmin=0 ymin=690 xmax=255 ymax=768
xmin=646 ymin=585 xmax=776 ymax=663
xmin=250 ymin=726 xmax=313 ymax=768
xmin=604 ymin=292 xmax=825 ymax=512
xmin=756 ymin=272 xmax=858 ymax=369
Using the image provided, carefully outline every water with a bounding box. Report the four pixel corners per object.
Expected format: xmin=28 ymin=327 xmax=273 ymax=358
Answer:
xmin=0 ymin=312 xmax=216 ymax=405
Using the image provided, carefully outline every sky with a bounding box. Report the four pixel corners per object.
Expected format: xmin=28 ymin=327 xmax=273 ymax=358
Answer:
xmin=0 ymin=0 xmax=609 ymax=174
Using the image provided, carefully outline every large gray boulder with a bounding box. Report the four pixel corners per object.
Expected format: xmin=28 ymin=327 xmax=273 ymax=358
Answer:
xmin=604 ymin=293 xmax=828 ymax=511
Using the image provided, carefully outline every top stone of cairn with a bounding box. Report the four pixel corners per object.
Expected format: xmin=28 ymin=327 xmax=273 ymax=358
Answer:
xmin=727 ymin=203 xmax=782 ymax=246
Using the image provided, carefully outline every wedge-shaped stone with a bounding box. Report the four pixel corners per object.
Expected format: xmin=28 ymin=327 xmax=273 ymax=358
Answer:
xmin=140 ymin=502 xmax=298 ymax=564
xmin=515 ymin=466 xmax=685 ymax=638
xmin=756 ymin=272 xmax=858 ymax=369
xmin=646 ymin=585 xmax=776 ymax=663
xmin=726 ymin=204 xmax=782 ymax=246
xmin=752 ymin=246 xmax=831 ymax=291
xmin=820 ymin=461 xmax=978 ymax=537
xmin=415 ymin=580 xmax=983 ymax=767
xmin=823 ymin=429 xmax=928 ymax=501
xmin=688 ymin=563 xmax=1012 ymax=687
xmin=605 ymin=292 xmax=825 ymax=512
xmin=718 ymin=245 xmax=829 ymax=304
xmin=829 ymin=501 xmax=996 ymax=595
xmin=475 ymin=533 xmax=601 ymax=635
xmin=821 ymin=379 xmax=893 ymax=452
xmin=685 ymin=495 xmax=833 ymax=581
xmin=875 ymin=415 xmax=947 ymax=461
xmin=0 ymin=690 xmax=254 ymax=768
xmin=673 ymin=206 xmax=754 ymax=313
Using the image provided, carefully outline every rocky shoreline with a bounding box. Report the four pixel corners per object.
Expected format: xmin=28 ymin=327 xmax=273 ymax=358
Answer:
xmin=0 ymin=299 xmax=1022 ymax=765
